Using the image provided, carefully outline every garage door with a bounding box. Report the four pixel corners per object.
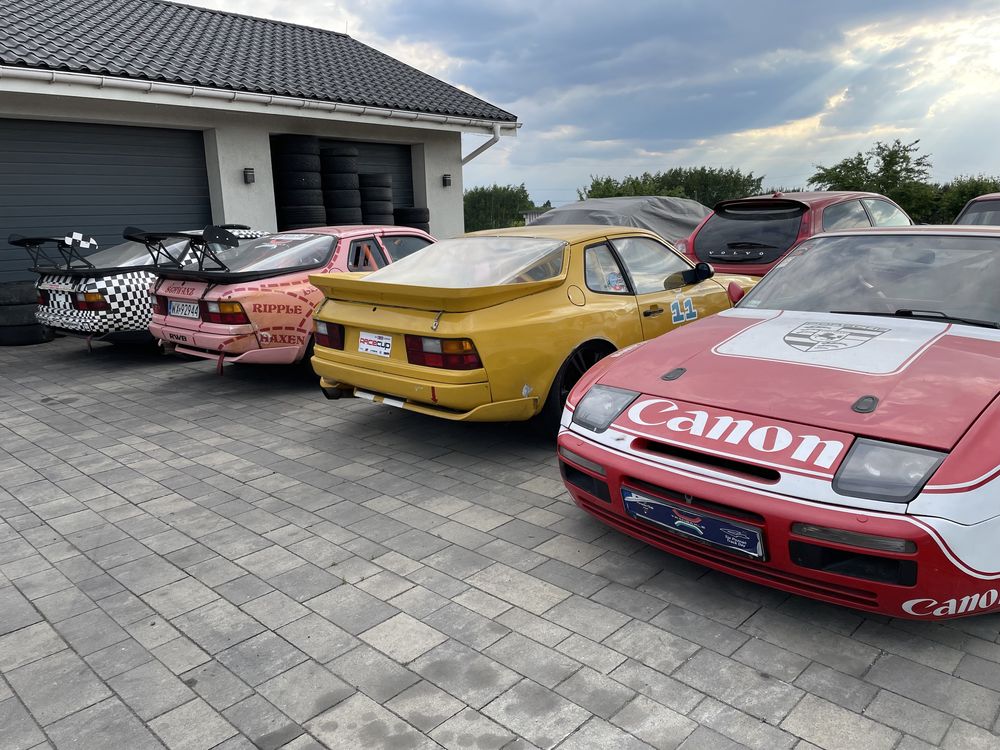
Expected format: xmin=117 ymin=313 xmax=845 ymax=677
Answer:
xmin=0 ymin=119 xmax=212 ymax=283
xmin=320 ymin=139 xmax=414 ymax=208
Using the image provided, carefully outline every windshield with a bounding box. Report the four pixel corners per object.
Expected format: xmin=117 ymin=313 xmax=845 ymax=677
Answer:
xmin=184 ymin=233 xmax=336 ymax=272
xmin=364 ymin=237 xmax=566 ymax=287
xmin=695 ymin=201 xmax=805 ymax=264
xmin=741 ymin=234 xmax=1000 ymax=324
xmin=68 ymin=238 xmax=191 ymax=269
xmin=956 ymin=199 xmax=1000 ymax=226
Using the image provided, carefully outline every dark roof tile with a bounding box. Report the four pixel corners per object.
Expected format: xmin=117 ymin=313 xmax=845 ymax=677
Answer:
xmin=1 ymin=0 xmax=516 ymax=123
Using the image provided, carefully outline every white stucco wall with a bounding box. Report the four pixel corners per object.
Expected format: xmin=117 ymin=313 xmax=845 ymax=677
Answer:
xmin=0 ymin=82 xmax=479 ymax=238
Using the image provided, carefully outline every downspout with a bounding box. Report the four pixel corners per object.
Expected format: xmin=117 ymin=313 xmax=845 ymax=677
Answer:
xmin=461 ymin=122 xmax=502 ymax=165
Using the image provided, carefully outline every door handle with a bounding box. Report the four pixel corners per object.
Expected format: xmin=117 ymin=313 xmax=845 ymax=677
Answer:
xmin=643 ymin=306 xmax=664 ymax=318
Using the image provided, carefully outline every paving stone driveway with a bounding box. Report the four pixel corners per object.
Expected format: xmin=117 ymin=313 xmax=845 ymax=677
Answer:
xmin=2 ymin=338 xmax=1000 ymax=750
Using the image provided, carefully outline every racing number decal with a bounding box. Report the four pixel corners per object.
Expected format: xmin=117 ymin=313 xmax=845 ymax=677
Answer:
xmin=670 ymin=298 xmax=698 ymax=324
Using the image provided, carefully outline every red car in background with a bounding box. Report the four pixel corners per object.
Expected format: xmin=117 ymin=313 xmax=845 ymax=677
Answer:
xmin=677 ymin=191 xmax=911 ymax=276
xmin=954 ymin=193 xmax=1000 ymax=225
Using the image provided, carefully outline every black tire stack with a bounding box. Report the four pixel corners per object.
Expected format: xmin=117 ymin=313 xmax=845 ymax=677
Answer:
xmin=321 ymin=146 xmax=363 ymax=225
xmin=394 ymin=207 xmax=431 ymax=234
xmin=273 ymin=135 xmax=325 ymax=230
xmin=359 ymin=174 xmax=395 ymax=225
xmin=0 ymin=281 xmax=52 ymax=346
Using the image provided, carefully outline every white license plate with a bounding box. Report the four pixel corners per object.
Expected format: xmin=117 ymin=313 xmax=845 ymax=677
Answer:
xmin=168 ymin=300 xmax=200 ymax=319
xmin=358 ymin=331 xmax=392 ymax=357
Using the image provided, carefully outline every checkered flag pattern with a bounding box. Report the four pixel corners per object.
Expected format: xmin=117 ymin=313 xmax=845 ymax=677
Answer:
xmin=64 ymin=232 xmax=99 ymax=252
xmin=34 ymin=270 xmax=157 ymax=335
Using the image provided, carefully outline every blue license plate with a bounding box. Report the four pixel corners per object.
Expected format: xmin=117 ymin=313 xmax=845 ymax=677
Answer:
xmin=622 ymin=487 xmax=764 ymax=559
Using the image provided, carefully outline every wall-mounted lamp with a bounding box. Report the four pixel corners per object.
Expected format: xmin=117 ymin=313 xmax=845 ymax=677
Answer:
xmin=243 ymin=167 xmax=255 ymax=184
xmin=442 ymin=174 xmax=452 ymax=187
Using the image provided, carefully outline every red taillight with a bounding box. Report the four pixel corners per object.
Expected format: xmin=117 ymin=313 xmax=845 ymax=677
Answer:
xmin=37 ymin=289 xmax=49 ymax=306
xmin=199 ymin=300 xmax=250 ymax=324
xmin=72 ymin=291 xmax=110 ymax=311
xmin=152 ymin=294 xmax=168 ymax=316
xmin=314 ymin=320 xmax=344 ymax=349
xmin=404 ymin=335 xmax=482 ymax=370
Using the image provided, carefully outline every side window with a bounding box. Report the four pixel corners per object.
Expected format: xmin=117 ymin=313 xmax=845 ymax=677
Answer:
xmin=823 ymin=200 xmax=871 ymax=231
xmin=585 ymin=244 xmax=629 ymax=294
xmin=347 ymin=238 xmax=384 ymax=271
xmin=382 ymin=234 xmax=432 ymax=262
xmin=611 ymin=236 xmax=689 ymax=295
xmin=863 ymin=199 xmax=911 ymax=227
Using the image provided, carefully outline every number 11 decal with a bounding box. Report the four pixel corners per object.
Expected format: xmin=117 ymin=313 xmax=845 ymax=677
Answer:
xmin=670 ymin=298 xmax=698 ymax=324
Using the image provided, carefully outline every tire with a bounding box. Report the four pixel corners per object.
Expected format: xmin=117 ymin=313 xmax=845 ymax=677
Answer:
xmin=0 ymin=303 xmax=38 ymax=326
xmin=410 ymin=222 xmax=431 ymax=233
xmin=275 ymin=171 xmax=322 ymax=190
xmin=277 ymin=154 xmax=321 ymax=172
xmin=0 ymin=281 xmax=38 ymax=305
xmin=394 ymin=207 xmax=430 ymax=223
xmin=361 ymin=200 xmax=394 ymax=215
xmin=359 ymin=173 xmax=392 ymax=188
xmin=281 ymin=222 xmax=326 ymax=230
xmin=276 ymin=189 xmax=324 ymax=207
xmin=321 ymin=156 xmax=358 ymax=174
xmin=0 ymin=323 xmax=51 ymax=346
xmin=322 ymin=173 xmax=359 ymax=190
xmin=360 ymin=186 xmax=393 ymax=202
xmin=534 ymin=345 xmax=613 ymax=435
xmin=272 ymin=135 xmax=320 ymax=155
xmin=320 ymin=145 xmax=359 ymax=158
xmin=323 ymin=190 xmax=362 ymax=208
xmin=363 ymin=214 xmax=395 ymax=226
xmin=325 ymin=207 xmax=364 ymax=224
xmin=277 ymin=205 xmax=327 ymax=224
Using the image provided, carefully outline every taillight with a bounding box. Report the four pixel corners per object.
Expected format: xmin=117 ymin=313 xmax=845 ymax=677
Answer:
xmin=200 ymin=300 xmax=250 ymax=324
xmin=37 ymin=289 xmax=49 ymax=306
xmin=314 ymin=320 xmax=344 ymax=349
xmin=152 ymin=294 xmax=168 ymax=315
xmin=72 ymin=292 xmax=110 ymax=311
xmin=404 ymin=335 xmax=482 ymax=370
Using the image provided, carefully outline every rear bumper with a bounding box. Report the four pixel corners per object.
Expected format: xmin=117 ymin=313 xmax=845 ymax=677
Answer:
xmin=557 ymin=429 xmax=999 ymax=619
xmin=36 ymin=307 xmax=146 ymax=339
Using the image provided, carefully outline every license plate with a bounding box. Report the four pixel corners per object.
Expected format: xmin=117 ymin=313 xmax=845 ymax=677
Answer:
xmin=358 ymin=331 xmax=392 ymax=358
xmin=168 ymin=300 xmax=200 ymax=319
xmin=622 ymin=487 xmax=764 ymax=559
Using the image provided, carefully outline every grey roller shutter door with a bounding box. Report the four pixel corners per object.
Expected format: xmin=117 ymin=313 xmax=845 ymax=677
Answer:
xmin=320 ymin=139 xmax=414 ymax=208
xmin=0 ymin=119 xmax=212 ymax=283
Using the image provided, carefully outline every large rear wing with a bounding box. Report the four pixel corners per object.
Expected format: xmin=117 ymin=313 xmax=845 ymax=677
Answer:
xmin=9 ymin=231 xmax=99 ymax=271
xmin=124 ymin=225 xmax=245 ymax=271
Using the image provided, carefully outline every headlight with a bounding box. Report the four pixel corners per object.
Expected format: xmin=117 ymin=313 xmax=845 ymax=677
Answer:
xmin=832 ymin=438 xmax=945 ymax=503
xmin=571 ymin=385 xmax=639 ymax=433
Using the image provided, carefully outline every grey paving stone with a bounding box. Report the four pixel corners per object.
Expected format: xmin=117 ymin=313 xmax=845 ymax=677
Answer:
xmin=7 ymin=649 xmax=111 ymax=725
xmin=171 ymin=599 xmax=266 ymax=654
xmin=482 ymin=679 xmax=590 ymax=749
xmin=126 ymin=614 xmax=182 ymax=650
xmin=676 ymin=726 xmax=747 ymax=750
xmin=732 ymin=637 xmax=811 ymax=683
xmin=149 ymin=697 xmax=238 ymax=750
xmin=650 ymin=605 xmax=749 ymax=655
xmin=305 ymin=584 xmax=398 ymax=635
xmin=0 ymin=622 xmax=66 ymax=672
xmin=555 ymin=665 xmax=635 ymax=719
xmin=639 ymin=571 xmax=759 ymax=627
xmin=215 ymin=574 xmax=274 ymax=606
xmin=792 ymin=663 xmax=878 ymax=713
xmin=85 ymin=637 xmax=155 ymax=680
xmin=543 ymin=595 xmax=631 ymax=643
xmin=152 ymin=636 xmax=211 ymax=675
xmin=955 ymin=652 xmax=1000 ymax=692
xmin=556 ymin=633 xmax=626 ymax=675
xmin=385 ymin=680 xmax=465 ymax=733
xmin=241 ymin=591 xmax=309 ymax=629
xmin=491 ymin=519 xmax=559 ymax=549
xmin=267 ymin=563 xmax=340 ymax=603
xmin=360 ymin=612 xmax=448 ymax=664
xmin=485 ymin=632 xmax=581 ymax=689
xmin=109 ymin=556 xmax=186 ymax=595
xmin=466 ymin=564 xmax=570 ymax=615
xmin=781 ymin=695 xmax=900 ymax=750
xmin=222 ymin=694 xmax=303 ymax=750
xmin=306 ymin=692 xmax=437 ymax=749
xmin=327 ymin=644 xmax=420 ymax=703
xmin=180 ymin=660 xmax=254 ymax=711
xmin=277 ymin=614 xmax=360 ymax=664
xmin=690 ymin=698 xmax=798 ymax=750
xmin=258 ymin=659 xmax=354 ymax=724
xmin=602 ymin=620 xmax=700 ymax=675
xmin=863 ymin=689 xmax=952 ymax=744
xmin=97 ymin=590 xmax=155 ymax=626
xmin=32 ymin=586 xmax=96 ymax=622
xmin=560 ymin=716 xmax=655 ymax=750
xmin=216 ymin=631 xmax=307 ymax=687
xmin=0 ymin=696 xmax=46 ymax=750
xmin=942 ymin=719 xmax=1000 ymax=750
xmin=355 ymin=569 xmax=414 ymax=600
xmin=411 ymin=640 xmax=521 ymax=709
xmin=430 ymin=706 xmax=515 ymax=750
xmin=108 ymin=659 xmax=196 ymax=720
xmin=45 ymin=696 xmax=165 ymax=750
xmin=610 ymin=694 xmax=697 ymax=750
xmin=425 ymin=602 xmax=511 ymax=650
xmin=0 ymin=585 xmax=42 ymax=635
xmin=855 ymin=620 xmax=965 ymax=673
xmin=589 ymin=581 xmax=667 ymax=620
xmin=407 ymin=566 xmax=469 ymax=598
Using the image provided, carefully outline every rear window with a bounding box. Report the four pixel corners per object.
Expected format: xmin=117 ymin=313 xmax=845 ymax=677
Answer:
xmin=694 ymin=201 xmax=806 ymax=264
xmin=79 ymin=239 xmax=191 ymax=268
xmin=956 ymin=199 xmax=1000 ymax=226
xmin=186 ymin=233 xmax=336 ymax=272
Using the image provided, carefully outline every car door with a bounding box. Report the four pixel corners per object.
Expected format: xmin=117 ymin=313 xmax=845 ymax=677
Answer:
xmin=379 ymin=233 xmax=433 ymax=262
xmin=609 ymin=235 xmax=729 ymax=340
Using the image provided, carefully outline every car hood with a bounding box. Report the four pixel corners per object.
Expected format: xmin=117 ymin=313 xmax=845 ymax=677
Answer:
xmin=597 ymin=309 xmax=1000 ymax=451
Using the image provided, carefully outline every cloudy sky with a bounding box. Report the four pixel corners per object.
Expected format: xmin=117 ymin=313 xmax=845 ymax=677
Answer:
xmin=198 ymin=0 xmax=999 ymax=206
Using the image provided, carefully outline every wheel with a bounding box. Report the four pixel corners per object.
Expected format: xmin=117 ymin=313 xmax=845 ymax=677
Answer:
xmin=361 ymin=200 xmax=394 ymax=215
xmin=276 ymin=189 xmax=324 ymax=207
xmin=359 ymin=173 xmax=392 ymax=188
xmin=272 ymin=135 xmax=320 ymax=155
xmin=362 ymin=214 xmax=395 ymax=226
xmin=0 ymin=303 xmax=39 ymax=326
xmin=322 ymin=173 xmax=359 ymax=190
xmin=408 ymin=222 xmax=431 ymax=233
xmin=325 ymin=207 xmax=364 ymax=224
xmin=321 ymin=156 xmax=358 ymax=174
xmin=322 ymin=190 xmax=362 ymax=208
xmin=0 ymin=281 xmax=38 ymax=305
xmin=320 ymin=145 xmax=359 ymax=158
xmin=0 ymin=323 xmax=52 ymax=346
xmin=277 ymin=154 xmax=321 ymax=172
xmin=275 ymin=171 xmax=322 ymax=190
xmin=360 ymin=186 xmax=393 ymax=202
xmin=277 ymin=205 xmax=326 ymax=224
xmin=394 ymin=207 xmax=430 ymax=223
xmin=534 ymin=345 xmax=612 ymax=435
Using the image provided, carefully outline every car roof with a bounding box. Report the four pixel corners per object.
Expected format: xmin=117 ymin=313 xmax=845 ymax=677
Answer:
xmin=966 ymin=193 xmax=1000 ymax=202
xmin=272 ymin=225 xmax=427 ymax=239
xmin=717 ymin=191 xmax=890 ymax=210
xmin=465 ymin=224 xmax=663 ymax=243
xmin=817 ymin=225 xmax=1000 ymax=238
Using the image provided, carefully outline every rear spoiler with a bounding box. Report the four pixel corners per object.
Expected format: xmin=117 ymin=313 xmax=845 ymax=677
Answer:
xmin=9 ymin=231 xmax=98 ymax=271
xmin=124 ymin=225 xmax=242 ymax=270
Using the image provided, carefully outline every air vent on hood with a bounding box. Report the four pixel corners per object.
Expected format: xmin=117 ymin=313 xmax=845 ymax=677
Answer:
xmin=852 ymin=395 xmax=879 ymax=414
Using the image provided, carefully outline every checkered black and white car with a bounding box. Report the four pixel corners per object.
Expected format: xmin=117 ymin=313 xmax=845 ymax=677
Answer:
xmin=21 ymin=228 xmax=267 ymax=344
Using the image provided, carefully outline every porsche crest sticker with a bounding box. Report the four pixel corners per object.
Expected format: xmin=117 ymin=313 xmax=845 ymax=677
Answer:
xmin=783 ymin=321 xmax=889 ymax=352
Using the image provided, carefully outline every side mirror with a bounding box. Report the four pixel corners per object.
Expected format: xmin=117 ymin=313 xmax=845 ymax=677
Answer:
xmin=695 ymin=262 xmax=714 ymax=281
xmin=727 ymin=281 xmax=745 ymax=305
xmin=663 ymin=272 xmax=686 ymax=290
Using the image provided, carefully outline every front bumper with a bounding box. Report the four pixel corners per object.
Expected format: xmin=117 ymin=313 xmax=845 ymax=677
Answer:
xmin=557 ymin=429 xmax=998 ymax=619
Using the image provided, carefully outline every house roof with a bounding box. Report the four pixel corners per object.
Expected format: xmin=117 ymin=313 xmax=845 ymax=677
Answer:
xmin=1 ymin=0 xmax=517 ymax=123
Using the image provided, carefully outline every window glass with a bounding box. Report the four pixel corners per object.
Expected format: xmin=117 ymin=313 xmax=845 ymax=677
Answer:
xmin=187 ymin=233 xmax=336 ymax=272
xmin=78 ymin=239 xmax=191 ymax=268
xmin=955 ymin=199 xmax=1000 ymax=225
xmin=823 ymin=200 xmax=871 ymax=231
xmin=585 ymin=244 xmax=629 ymax=294
xmin=382 ymin=234 xmax=432 ymax=261
xmin=365 ymin=237 xmax=566 ymax=287
xmin=347 ymin=238 xmax=384 ymax=271
xmin=611 ymin=236 xmax=689 ymax=294
xmin=694 ymin=201 xmax=806 ymax=263
xmin=862 ymin=199 xmax=911 ymax=227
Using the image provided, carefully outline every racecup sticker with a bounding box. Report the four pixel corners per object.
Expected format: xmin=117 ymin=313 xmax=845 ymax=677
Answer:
xmin=358 ymin=331 xmax=392 ymax=357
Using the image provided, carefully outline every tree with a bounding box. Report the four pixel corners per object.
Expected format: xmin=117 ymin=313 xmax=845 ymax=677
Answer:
xmin=464 ymin=184 xmax=535 ymax=231
xmin=578 ymin=167 xmax=764 ymax=207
